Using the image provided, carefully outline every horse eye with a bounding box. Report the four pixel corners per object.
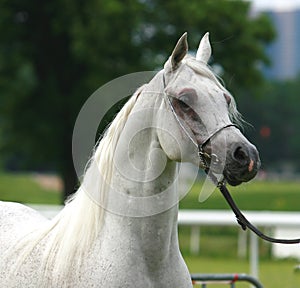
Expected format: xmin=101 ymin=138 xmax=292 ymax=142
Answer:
xmin=178 ymin=96 xmax=191 ymax=111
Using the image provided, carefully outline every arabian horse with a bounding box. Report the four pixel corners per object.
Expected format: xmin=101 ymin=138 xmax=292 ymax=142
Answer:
xmin=0 ymin=33 xmax=260 ymax=287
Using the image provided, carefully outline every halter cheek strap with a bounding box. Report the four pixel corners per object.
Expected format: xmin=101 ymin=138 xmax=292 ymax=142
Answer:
xmin=163 ymin=73 xmax=300 ymax=245
xmin=164 ymin=89 xmax=237 ymax=173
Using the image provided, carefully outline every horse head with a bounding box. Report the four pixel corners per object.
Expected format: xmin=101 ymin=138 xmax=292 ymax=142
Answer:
xmin=158 ymin=32 xmax=260 ymax=186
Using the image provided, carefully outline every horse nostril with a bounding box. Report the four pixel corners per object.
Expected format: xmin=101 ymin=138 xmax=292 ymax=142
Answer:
xmin=233 ymin=146 xmax=248 ymax=164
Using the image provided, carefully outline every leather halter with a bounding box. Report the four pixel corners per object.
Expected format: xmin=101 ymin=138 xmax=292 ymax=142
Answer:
xmin=163 ymin=73 xmax=300 ymax=245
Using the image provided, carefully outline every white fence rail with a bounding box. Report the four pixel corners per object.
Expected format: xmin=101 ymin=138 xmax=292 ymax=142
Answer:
xmin=178 ymin=209 xmax=300 ymax=278
xmin=29 ymin=205 xmax=300 ymax=278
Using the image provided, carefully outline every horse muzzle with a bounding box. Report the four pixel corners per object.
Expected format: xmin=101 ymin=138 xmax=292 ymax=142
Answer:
xmin=223 ymin=143 xmax=261 ymax=186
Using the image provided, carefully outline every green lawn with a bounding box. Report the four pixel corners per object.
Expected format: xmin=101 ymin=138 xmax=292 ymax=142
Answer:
xmin=179 ymin=227 xmax=300 ymax=287
xmin=1 ymin=172 xmax=299 ymax=210
xmin=185 ymin=256 xmax=300 ymax=288
xmin=180 ymin=178 xmax=300 ymax=211
xmin=0 ymin=172 xmax=61 ymax=204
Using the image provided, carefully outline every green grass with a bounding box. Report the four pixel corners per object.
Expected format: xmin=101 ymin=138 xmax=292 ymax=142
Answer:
xmin=185 ymin=256 xmax=300 ymax=288
xmin=180 ymin=179 xmax=300 ymax=211
xmin=1 ymin=172 xmax=299 ymax=210
xmin=0 ymin=172 xmax=61 ymax=204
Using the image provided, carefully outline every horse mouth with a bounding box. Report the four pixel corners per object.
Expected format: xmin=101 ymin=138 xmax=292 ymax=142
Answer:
xmin=223 ymin=165 xmax=259 ymax=186
xmin=223 ymin=172 xmax=243 ymax=186
xmin=198 ymin=153 xmax=256 ymax=186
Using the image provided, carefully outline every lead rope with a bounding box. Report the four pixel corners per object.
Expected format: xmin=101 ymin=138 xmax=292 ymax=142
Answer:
xmin=202 ymin=161 xmax=300 ymax=244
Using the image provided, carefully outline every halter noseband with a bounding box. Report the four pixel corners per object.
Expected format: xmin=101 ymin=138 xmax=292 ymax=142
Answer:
xmin=197 ymin=123 xmax=238 ymax=172
xmin=163 ymin=73 xmax=300 ymax=245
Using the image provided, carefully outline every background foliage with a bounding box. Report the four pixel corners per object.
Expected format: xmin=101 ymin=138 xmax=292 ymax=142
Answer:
xmin=239 ymin=75 xmax=300 ymax=173
xmin=0 ymin=0 xmax=280 ymax=200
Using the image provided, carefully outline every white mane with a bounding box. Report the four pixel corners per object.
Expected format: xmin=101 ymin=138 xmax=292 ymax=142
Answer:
xmin=7 ymin=86 xmax=144 ymax=284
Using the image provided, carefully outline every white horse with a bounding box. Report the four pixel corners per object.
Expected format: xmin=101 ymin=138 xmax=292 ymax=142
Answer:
xmin=0 ymin=33 xmax=260 ymax=288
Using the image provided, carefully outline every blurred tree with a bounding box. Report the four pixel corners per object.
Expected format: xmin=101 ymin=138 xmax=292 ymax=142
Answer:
xmin=139 ymin=0 xmax=275 ymax=93
xmin=239 ymin=74 xmax=300 ymax=172
xmin=0 ymin=0 xmax=274 ymax=201
xmin=0 ymin=0 xmax=144 ymax=200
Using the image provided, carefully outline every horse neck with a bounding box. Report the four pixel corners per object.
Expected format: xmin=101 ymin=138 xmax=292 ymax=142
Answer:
xmin=102 ymin=83 xmax=180 ymax=262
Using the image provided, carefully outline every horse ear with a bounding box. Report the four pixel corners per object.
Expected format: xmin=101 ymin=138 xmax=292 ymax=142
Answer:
xmin=196 ymin=32 xmax=211 ymax=64
xmin=170 ymin=32 xmax=188 ymax=70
